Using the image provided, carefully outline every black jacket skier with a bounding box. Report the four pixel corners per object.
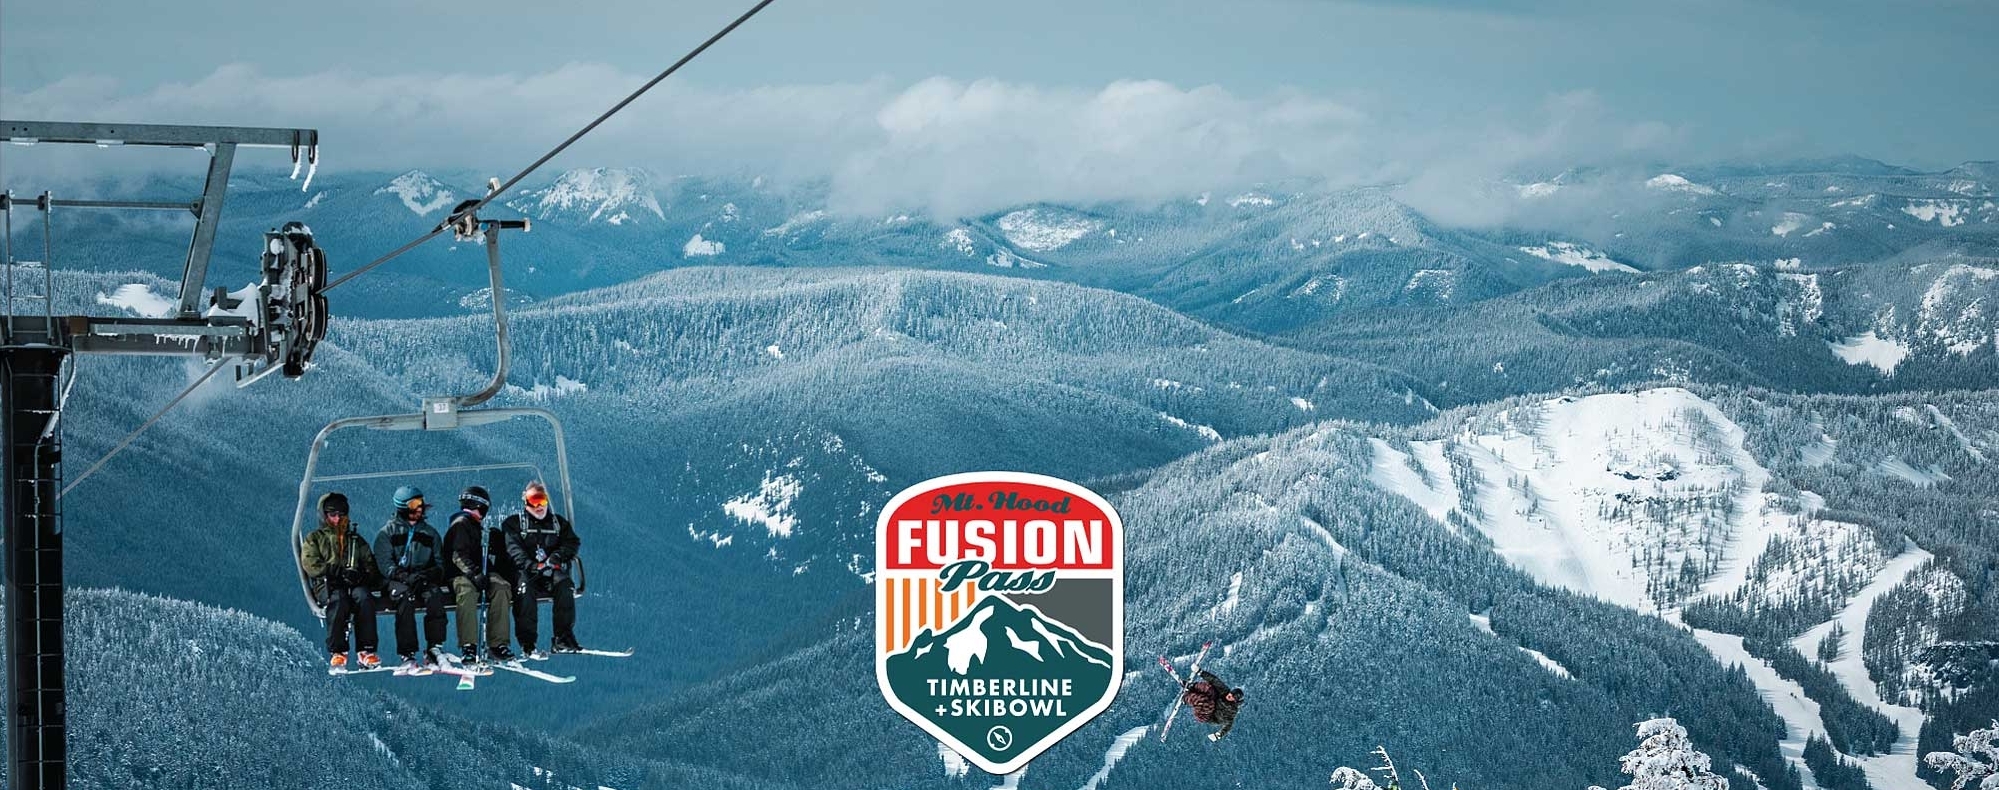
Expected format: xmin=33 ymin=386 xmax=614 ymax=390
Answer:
xmin=1182 ymin=670 xmax=1245 ymax=741
xmin=374 ymin=486 xmax=448 ymax=667
xmin=443 ymin=486 xmax=514 ymax=662
xmin=503 ymin=481 xmax=582 ymax=655
xmin=299 ymin=492 xmax=380 ymax=669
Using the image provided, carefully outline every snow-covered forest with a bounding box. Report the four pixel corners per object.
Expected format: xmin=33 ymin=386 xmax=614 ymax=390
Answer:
xmin=9 ymin=154 xmax=1999 ymax=789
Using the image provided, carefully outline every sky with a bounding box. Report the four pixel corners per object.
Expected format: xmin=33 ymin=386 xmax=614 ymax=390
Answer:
xmin=2 ymin=0 xmax=1995 ymax=216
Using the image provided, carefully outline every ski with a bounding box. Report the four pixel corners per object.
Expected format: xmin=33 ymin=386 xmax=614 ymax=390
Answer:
xmin=1157 ymin=641 xmax=1214 ymax=742
xmin=392 ymin=664 xmax=435 ymax=677
xmin=431 ymin=663 xmax=481 ymax=691
xmin=561 ymin=647 xmax=634 ymax=658
xmin=328 ymin=664 xmax=396 ymax=677
xmin=489 ymin=660 xmax=575 ymax=684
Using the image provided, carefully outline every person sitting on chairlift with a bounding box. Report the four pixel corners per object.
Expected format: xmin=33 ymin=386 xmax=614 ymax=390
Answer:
xmin=444 ymin=486 xmax=515 ymax=664
xmin=375 ymin=486 xmax=450 ymax=672
xmin=504 ymin=481 xmax=584 ymax=657
xmin=300 ymin=492 xmax=381 ymax=671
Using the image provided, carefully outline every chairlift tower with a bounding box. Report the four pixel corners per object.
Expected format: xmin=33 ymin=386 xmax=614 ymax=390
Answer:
xmin=0 ymin=120 xmax=329 ymax=790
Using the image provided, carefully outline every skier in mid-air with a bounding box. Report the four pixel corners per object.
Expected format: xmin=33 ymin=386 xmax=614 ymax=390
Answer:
xmin=444 ymin=485 xmax=515 ymax=664
xmin=1181 ymin=669 xmax=1246 ymax=741
xmin=375 ymin=485 xmax=449 ymax=672
xmin=504 ymin=480 xmax=584 ymax=657
xmin=300 ymin=492 xmax=382 ymax=671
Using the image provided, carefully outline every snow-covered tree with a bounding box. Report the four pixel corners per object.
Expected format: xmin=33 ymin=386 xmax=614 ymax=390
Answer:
xmin=1924 ymin=722 xmax=1999 ymax=790
xmin=1588 ymin=718 xmax=1729 ymax=790
xmin=1330 ymin=767 xmax=1382 ymax=790
xmin=1330 ymin=746 xmax=1407 ymax=790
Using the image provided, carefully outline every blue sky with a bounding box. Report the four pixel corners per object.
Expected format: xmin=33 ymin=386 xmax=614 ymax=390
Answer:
xmin=3 ymin=0 xmax=1994 ymax=214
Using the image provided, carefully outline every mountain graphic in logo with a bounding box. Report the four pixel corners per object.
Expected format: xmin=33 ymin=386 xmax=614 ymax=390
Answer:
xmin=885 ymin=595 xmax=1114 ymax=766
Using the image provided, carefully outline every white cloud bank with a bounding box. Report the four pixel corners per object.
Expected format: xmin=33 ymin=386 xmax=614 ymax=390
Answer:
xmin=3 ymin=65 xmax=1688 ymax=219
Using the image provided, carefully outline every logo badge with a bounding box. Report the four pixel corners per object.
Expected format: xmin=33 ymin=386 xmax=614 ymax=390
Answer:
xmin=876 ymin=471 xmax=1124 ymax=774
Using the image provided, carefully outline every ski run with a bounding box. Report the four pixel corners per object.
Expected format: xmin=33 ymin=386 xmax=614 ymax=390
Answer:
xmin=1368 ymin=388 xmax=1956 ymax=787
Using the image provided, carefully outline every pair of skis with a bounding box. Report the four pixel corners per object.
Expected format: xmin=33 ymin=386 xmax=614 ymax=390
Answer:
xmin=330 ymin=647 xmax=633 ymax=690
xmin=437 ymin=647 xmax=636 ymax=687
xmin=1156 ymin=641 xmax=1213 ymax=742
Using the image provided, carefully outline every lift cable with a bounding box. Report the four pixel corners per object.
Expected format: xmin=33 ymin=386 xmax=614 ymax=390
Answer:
xmin=323 ymin=0 xmax=779 ymax=293
xmin=59 ymin=361 xmax=224 ymax=498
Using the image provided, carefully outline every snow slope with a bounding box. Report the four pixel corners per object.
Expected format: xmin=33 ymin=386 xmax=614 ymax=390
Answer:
xmin=1517 ymin=242 xmax=1640 ymax=273
xmin=1682 ymin=622 xmax=1830 ymax=789
xmin=1370 ymin=388 xmax=1778 ymax=612
xmin=1829 ymin=332 xmax=1911 ymax=375
xmin=1077 ymin=726 xmax=1150 ymax=790
xmin=1790 ymin=543 xmax=1934 ymax=790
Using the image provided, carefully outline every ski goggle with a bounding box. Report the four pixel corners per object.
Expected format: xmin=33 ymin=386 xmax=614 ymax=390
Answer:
xmin=524 ymin=492 xmax=549 ymax=508
xmin=401 ymin=498 xmax=427 ymax=511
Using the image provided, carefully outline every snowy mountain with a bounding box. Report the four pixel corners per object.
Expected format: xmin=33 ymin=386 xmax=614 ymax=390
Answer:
xmin=1367 ymin=388 xmax=1788 ymax=612
xmin=1362 ymin=384 xmax=1999 ymax=788
xmin=374 ymin=170 xmax=460 ymax=216
xmin=508 ymin=167 xmax=667 ymax=226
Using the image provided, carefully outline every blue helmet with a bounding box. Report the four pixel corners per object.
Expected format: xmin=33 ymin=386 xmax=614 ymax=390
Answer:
xmin=392 ymin=485 xmax=426 ymax=510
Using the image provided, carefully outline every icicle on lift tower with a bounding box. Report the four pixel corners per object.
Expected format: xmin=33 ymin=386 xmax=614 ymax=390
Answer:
xmin=0 ymin=120 xmax=330 ymax=790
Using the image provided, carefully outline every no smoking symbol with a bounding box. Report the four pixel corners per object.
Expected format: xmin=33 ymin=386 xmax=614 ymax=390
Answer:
xmin=986 ymin=726 xmax=1014 ymax=752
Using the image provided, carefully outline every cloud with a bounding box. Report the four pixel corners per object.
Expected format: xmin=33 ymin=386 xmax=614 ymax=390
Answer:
xmin=3 ymin=65 xmax=1687 ymax=220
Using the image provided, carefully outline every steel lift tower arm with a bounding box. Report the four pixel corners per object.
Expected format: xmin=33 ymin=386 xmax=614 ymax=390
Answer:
xmin=3 ymin=121 xmax=319 ymax=318
xmin=1 ymin=120 xmax=324 ymax=790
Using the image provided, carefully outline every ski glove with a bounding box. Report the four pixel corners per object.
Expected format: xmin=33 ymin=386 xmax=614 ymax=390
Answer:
xmin=385 ymin=580 xmax=410 ymax=601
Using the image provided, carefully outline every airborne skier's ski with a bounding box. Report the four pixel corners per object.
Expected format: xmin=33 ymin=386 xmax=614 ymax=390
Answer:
xmin=1157 ymin=641 xmax=1214 ymax=742
xmin=489 ymin=660 xmax=576 ymax=684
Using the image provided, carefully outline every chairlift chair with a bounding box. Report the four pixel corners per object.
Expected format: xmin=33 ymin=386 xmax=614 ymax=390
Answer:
xmin=290 ymin=205 xmax=584 ymax=618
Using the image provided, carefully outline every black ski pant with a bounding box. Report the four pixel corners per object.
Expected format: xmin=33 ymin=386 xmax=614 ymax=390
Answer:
xmin=390 ymin=584 xmax=449 ymax=657
xmin=515 ymin=574 xmax=577 ymax=649
xmin=324 ymin=584 xmax=379 ymax=654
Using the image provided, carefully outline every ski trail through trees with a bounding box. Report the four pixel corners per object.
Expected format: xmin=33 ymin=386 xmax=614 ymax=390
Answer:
xmin=1790 ymin=541 xmax=1933 ymax=790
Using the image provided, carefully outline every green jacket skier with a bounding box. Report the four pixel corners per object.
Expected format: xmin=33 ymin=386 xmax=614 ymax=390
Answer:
xmin=300 ymin=492 xmax=381 ymax=670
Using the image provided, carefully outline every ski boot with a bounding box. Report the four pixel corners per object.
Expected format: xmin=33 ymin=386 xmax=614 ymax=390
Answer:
xmin=423 ymin=645 xmax=444 ymax=670
xmin=396 ymin=654 xmax=422 ymax=674
xmin=525 ymin=646 xmax=550 ymax=662
xmin=552 ymin=637 xmax=582 ymax=654
xmin=460 ymin=643 xmax=482 ymax=667
xmin=329 ymin=653 xmax=349 ymax=671
xmin=357 ymin=651 xmax=382 ymax=670
xmin=488 ymin=644 xmax=519 ymax=665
